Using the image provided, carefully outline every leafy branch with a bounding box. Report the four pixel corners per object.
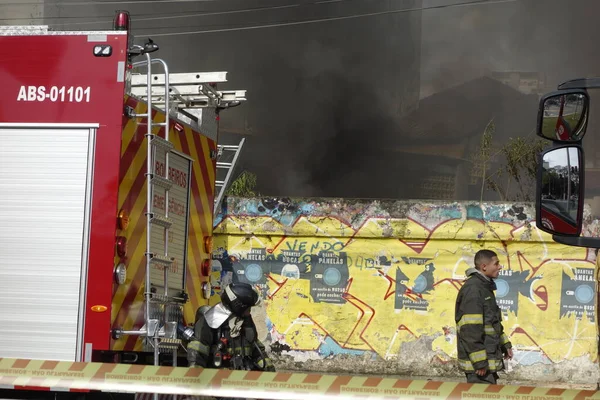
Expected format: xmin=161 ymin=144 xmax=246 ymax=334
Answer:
xmin=225 ymin=170 xmax=259 ymax=197
xmin=473 ymin=119 xmax=546 ymax=202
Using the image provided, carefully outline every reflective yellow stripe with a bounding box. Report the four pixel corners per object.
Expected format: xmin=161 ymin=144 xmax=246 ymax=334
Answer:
xmin=484 ymin=325 xmax=496 ymax=335
xmin=500 ymin=333 xmax=510 ymax=345
xmin=458 ymin=359 xmax=475 ymax=371
xmin=188 ymin=340 xmax=210 ymax=356
xmin=459 ymin=357 xmax=503 ymax=372
xmin=469 ymin=349 xmax=487 ymax=363
xmin=457 ymin=314 xmax=483 ymax=328
xmin=488 ymin=358 xmax=503 ymax=371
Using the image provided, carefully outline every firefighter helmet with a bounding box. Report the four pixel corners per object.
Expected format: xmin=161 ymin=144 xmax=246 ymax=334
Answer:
xmin=221 ymin=282 xmax=259 ymax=316
xmin=195 ymin=305 xmax=211 ymax=322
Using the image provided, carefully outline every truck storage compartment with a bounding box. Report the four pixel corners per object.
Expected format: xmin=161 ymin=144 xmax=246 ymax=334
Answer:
xmin=0 ymin=125 xmax=95 ymax=361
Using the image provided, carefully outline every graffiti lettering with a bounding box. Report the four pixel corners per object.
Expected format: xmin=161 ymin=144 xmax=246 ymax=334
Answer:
xmin=212 ymin=199 xmax=599 ymax=379
xmin=285 ymin=240 xmax=306 ymax=252
xmin=348 ymin=255 xmax=378 ymax=270
xmin=285 ymin=240 xmax=344 ymax=253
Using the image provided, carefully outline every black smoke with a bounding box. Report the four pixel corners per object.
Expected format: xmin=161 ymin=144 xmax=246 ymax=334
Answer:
xmin=43 ymin=0 xmax=600 ymax=200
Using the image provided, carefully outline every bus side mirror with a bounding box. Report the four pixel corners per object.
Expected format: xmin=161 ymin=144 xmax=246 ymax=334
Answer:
xmin=537 ymin=89 xmax=589 ymax=142
xmin=536 ymin=145 xmax=584 ymax=236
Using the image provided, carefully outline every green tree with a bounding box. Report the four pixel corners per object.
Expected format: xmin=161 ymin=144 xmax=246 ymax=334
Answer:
xmin=225 ymin=170 xmax=258 ymax=197
xmin=474 ymin=119 xmax=547 ymax=202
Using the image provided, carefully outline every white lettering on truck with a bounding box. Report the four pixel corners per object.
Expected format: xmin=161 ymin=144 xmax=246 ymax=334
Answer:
xmin=17 ymin=86 xmax=91 ymax=103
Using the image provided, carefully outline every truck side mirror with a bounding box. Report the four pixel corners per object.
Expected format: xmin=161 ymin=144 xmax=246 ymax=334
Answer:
xmin=536 ymin=145 xmax=584 ymax=236
xmin=537 ymin=89 xmax=589 ymax=142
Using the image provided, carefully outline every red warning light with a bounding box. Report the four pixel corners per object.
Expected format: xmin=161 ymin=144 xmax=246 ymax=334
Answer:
xmin=113 ymin=11 xmax=130 ymax=31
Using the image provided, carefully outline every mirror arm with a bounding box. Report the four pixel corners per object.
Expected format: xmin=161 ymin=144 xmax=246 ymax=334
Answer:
xmin=552 ymin=234 xmax=600 ymax=248
xmin=558 ymin=78 xmax=600 ymax=90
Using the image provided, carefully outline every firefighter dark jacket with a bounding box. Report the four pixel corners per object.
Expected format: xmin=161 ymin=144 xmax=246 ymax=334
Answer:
xmin=187 ymin=304 xmax=275 ymax=372
xmin=455 ymin=268 xmax=512 ymax=373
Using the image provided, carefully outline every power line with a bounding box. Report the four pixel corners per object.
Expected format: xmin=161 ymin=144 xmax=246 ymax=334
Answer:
xmin=0 ymin=0 xmax=217 ymax=6
xmin=142 ymin=0 xmax=519 ymax=37
xmin=0 ymin=1 xmax=298 ymax=21
xmin=50 ymin=0 xmax=370 ymax=27
xmin=54 ymin=3 xmax=302 ymax=27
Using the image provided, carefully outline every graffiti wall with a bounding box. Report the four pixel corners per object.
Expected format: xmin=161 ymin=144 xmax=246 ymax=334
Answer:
xmin=211 ymin=197 xmax=600 ymax=384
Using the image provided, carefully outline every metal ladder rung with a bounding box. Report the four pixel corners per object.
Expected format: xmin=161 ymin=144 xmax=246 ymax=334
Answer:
xmin=131 ymin=71 xmax=228 ymax=86
xmin=150 ymin=135 xmax=174 ymax=151
xmin=158 ymin=338 xmax=182 ymax=350
xmin=151 ymin=175 xmax=173 ymax=190
xmin=149 ymin=294 xmax=175 ymax=304
xmin=150 ymin=254 xmax=174 ymax=266
xmin=150 ymin=215 xmax=173 ymax=228
xmin=213 ymin=138 xmax=245 ymax=214
xmin=218 ymin=145 xmax=241 ymax=150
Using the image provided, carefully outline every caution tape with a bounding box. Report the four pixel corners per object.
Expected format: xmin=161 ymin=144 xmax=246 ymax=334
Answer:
xmin=0 ymin=357 xmax=599 ymax=399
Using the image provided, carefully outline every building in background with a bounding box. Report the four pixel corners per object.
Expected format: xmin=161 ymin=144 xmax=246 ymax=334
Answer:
xmin=393 ymin=76 xmax=538 ymax=200
xmin=0 ymin=0 xmax=43 ymax=25
xmin=490 ymin=71 xmax=547 ymax=96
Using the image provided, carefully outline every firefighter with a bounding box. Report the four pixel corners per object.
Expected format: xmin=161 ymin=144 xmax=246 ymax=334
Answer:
xmin=455 ymin=249 xmax=513 ymax=384
xmin=187 ymin=282 xmax=275 ymax=372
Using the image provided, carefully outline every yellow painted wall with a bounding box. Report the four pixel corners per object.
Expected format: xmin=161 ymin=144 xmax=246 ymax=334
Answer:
xmin=211 ymin=198 xmax=599 ymax=383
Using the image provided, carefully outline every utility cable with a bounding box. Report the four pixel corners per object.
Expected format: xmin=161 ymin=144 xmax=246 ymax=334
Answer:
xmin=0 ymin=0 xmax=217 ymax=6
xmin=139 ymin=0 xmax=519 ymax=37
xmin=54 ymin=3 xmax=302 ymax=26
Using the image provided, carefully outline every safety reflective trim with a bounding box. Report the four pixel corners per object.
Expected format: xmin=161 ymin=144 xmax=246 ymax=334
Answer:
xmin=469 ymin=349 xmax=487 ymax=364
xmin=484 ymin=325 xmax=496 ymax=335
xmin=229 ymin=346 xmax=254 ymax=356
xmin=487 ymin=358 xmax=503 ymax=371
xmin=188 ymin=340 xmax=210 ymax=356
xmin=458 ymin=359 xmax=475 ymax=371
xmin=459 ymin=357 xmax=502 ymax=372
xmin=500 ymin=333 xmax=510 ymax=345
xmin=457 ymin=314 xmax=483 ymax=328
xmin=256 ymin=357 xmax=274 ymax=369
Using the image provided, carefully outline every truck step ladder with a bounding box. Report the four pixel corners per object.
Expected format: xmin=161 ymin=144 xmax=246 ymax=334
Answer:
xmin=119 ymin=54 xmax=248 ymax=370
xmin=127 ymin=45 xmax=181 ymax=369
xmin=214 ymin=138 xmax=245 ymax=215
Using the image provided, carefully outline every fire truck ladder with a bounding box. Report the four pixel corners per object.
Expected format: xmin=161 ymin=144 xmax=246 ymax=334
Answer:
xmin=124 ymin=44 xmax=181 ymax=368
xmin=214 ymin=139 xmax=245 ymax=215
xmin=121 ymin=59 xmax=248 ymax=367
xmin=129 ymin=71 xmax=247 ymax=215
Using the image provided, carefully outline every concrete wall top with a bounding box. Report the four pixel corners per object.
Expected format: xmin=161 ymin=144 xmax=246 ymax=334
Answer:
xmin=215 ymin=197 xmax=599 ymax=241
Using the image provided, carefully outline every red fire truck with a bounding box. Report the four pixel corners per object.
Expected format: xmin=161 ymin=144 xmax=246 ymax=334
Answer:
xmin=0 ymin=9 xmax=246 ymax=376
